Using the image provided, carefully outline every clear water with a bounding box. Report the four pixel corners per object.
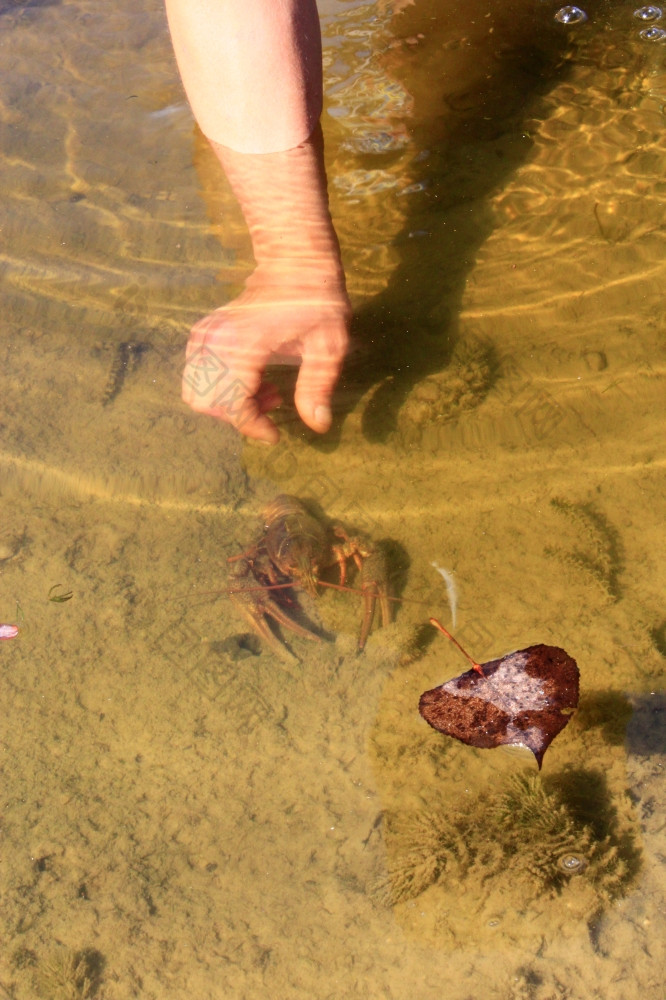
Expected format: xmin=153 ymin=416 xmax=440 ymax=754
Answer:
xmin=0 ymin=1 xmax=664 ymax=997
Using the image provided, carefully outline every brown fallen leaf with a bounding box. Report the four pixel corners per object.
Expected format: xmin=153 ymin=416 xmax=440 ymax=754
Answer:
xmin=419 ymin=620 xmax=580 ymax=769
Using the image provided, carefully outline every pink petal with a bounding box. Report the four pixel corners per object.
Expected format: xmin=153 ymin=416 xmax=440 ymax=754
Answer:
xmin=0 ymin=624 xmax=19 ymax=640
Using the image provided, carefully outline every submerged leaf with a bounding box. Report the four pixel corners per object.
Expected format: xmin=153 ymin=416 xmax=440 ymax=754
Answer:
xmin=419 ymin=644 xmax=579 ymax=768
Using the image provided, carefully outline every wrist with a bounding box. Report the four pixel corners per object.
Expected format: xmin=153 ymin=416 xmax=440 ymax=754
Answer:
xmin=245 ymin=258 xmax=350 ymax=308
xmin=250 ymin=245 xmax=346 ymax=285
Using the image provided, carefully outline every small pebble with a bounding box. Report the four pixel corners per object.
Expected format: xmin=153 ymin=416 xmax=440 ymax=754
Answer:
xmin=583 ymin=350 xmax=608 ymax=372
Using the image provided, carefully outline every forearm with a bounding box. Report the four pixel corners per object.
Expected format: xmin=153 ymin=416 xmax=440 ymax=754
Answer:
xmin=165 ymin=0 xmax=323 ymax=154
xmin=211 ymin=127 xmax=345 ymax=287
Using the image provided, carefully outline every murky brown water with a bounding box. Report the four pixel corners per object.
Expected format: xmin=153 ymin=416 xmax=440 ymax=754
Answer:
xmin=1 ymin=1 xmax=664 ymax=998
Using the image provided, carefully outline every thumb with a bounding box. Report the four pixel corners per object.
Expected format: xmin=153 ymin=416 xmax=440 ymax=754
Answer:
xmin=294 ymin=333 xmax=347 ymax=433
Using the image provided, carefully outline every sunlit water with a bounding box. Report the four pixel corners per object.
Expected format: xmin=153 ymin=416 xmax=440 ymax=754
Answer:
xmin=1 ymin=1 xmax=664 ymax=998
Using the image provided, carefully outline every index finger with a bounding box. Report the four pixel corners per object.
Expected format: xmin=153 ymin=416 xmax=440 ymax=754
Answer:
xmin=182 ymin=332 xmax=280 ymax=442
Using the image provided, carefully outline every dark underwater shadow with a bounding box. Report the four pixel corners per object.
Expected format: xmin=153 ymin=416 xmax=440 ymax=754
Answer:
xmin=575 ymin=690 xmax=635 ymax=748
xmin=0 ymin=0 xmax=60 ymax=15
xmin=311 ymin=0 xmax=581 ymax=449
xmin=576 ymin=688 xmax=665 ymax=757
xmin=625 ymin=691 xmax=665 ymax=757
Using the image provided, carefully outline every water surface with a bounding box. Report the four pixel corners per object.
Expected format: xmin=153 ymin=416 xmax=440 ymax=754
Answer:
xmin=0 ymin=1 xmax=664 ymax=998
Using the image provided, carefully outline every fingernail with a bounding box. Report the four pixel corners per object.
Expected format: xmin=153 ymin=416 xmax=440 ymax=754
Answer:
xmin=314 ymin=404 xmax=332 ymax=430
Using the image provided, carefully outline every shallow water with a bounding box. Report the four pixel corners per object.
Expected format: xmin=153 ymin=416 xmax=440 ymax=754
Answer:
xmin=0 ymin=1 xmax=664 ymax=998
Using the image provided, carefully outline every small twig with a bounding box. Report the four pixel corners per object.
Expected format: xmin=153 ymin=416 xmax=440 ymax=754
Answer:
xmin=48 ymin=584 xmax=74 ymax=603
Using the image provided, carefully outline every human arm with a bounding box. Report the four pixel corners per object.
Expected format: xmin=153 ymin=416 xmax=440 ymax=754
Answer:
xmin=165 ymin=0 xmax=350 ymax=442
xmin=165 ymin=0 xmax=323 ymax=154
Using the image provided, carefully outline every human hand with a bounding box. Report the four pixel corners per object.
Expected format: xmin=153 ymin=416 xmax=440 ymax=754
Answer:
xmin=176 ymin=121 xmax=347 ymax=444
xmin=182 ymin=265 xmax=351 ymax=444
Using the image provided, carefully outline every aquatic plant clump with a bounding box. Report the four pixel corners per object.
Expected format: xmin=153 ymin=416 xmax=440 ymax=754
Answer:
xmin=34 ymin=947 xmax=97 ymax=1000
xmin=371 ymin=808 xmax=471 ymax=906
xmin=489 ymin=774 xmax=629 ymax=895
xmin=374 ymin=773 xmax=634 ymax=909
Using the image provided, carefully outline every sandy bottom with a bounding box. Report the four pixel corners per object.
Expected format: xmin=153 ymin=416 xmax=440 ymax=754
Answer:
xmin=1 ymin=1 xmax=665 ymax=998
